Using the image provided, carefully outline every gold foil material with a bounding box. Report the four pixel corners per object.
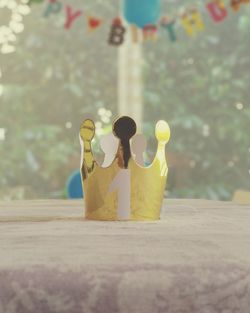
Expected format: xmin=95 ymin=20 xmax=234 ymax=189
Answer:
xmin=80 ymin=119 xmax=96 ymax=180
xmin=80 ymin=118 xmax=170 ymax=221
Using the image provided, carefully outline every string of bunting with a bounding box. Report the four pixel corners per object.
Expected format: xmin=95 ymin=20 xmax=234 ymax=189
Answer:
xmin=29 ymin=0 xmax=250 ymax=46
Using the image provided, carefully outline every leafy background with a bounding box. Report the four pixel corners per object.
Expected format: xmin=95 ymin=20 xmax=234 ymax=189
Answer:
xmin=0 ymin=0 xmax=249 ymax=200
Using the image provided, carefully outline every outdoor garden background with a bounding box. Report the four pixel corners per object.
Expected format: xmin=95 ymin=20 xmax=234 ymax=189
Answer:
xmin=0 ymin=0 xmax=250 ymax=200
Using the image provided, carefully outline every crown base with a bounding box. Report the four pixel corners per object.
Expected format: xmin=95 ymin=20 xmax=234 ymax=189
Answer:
xmin=85 ymin=216 xmax=160 ymax=222
xmin=82 ymin=161 xmax=167 ymax=221
xmin=84 ymin=206 xmax=162 ymax=221
xmin=85 ymin=215 xmax=161 ymax=222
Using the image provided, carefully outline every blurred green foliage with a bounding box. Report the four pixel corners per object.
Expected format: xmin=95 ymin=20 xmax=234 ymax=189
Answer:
xmin=143 ymin=2 xmax=250 ymax=199
xmin=0 ymin=0 xmax=249 ymax=200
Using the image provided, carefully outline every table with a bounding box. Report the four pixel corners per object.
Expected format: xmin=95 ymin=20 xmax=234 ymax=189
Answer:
xmin=0 ymin=199 xmax=250 ymax=313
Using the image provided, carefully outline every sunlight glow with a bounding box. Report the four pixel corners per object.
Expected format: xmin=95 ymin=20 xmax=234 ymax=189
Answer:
xmin=0 ymin=0 xmax=30 ymax=54
xmin=0 ymin=128 xmax=6 ymax=141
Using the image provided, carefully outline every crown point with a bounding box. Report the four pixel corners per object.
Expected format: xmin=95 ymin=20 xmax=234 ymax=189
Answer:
xmin=155 ymin=120 xmax=170 ymax=143
xmin=113 ymin=116 xmax=137 ymax=169
xmin=80 ymin=119 xmax=95 ymax=141
xmin=113 ymin=116 xmax=137 ymax=140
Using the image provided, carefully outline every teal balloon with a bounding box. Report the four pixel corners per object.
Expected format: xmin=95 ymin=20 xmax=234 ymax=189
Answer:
xmin=66 ymin=170 xmax=83 ymax=199
xmin=124 ymin=0 xmax=161 ymax=29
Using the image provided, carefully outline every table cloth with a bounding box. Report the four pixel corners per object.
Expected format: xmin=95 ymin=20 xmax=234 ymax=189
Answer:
xmin=0 ymin=199 xmax=250 ymax=313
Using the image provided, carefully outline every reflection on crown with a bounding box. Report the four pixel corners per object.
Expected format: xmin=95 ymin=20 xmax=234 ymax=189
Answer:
xmin=79 ymin=116 xmax=170 ymax=221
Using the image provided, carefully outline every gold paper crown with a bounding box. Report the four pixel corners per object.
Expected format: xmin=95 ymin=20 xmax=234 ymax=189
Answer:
xmin=79 ymin=116 xmax=170 ymax=221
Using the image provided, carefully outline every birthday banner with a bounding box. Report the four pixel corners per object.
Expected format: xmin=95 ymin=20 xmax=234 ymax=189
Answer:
xmin=30 ymin=0 xmax=250 ymax=46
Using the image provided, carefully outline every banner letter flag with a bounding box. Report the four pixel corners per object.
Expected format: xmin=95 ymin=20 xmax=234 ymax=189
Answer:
xmin=160 ymin=16 xmax=177 ymax=42
xmin=108 ymin=17 xmax=126 ymax=46
xmin=231 ymin=0 xmax=242 ymax=11
xmin=43 ymin=0 xmax=62 ymax=17
xmin=143 ymin=25 xmax=158 ymax=41
xmin=230 ymin=0 xmax=250 ymax=12
xmin=180 ymin=9 xmax=205 ymax=37
xmin=124 ymin=0 xmax=161 ymax=29
xmin=206 ymin=0 xmax=227 ymax=22
xmin=64 ymin=5 xmax=82 ymax=29
xmin=31 ymin=0 xmax=250 ymax=47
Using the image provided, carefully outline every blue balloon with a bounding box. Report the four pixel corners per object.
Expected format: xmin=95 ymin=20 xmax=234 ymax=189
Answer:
xmin=66 ymin=170 xmax=84 ymax=199
xmin=124 ymin=0 xmax=161 ymax=29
